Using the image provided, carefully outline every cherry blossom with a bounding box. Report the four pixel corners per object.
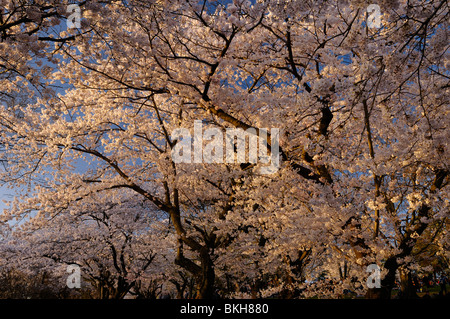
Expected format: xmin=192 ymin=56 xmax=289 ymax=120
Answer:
xmin=0 ymin=0 xmax=448 ymax=299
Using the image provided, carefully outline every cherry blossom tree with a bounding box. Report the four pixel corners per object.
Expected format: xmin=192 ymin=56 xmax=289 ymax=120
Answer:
xmin=1 ymin=0 xmax=448 ymax=299
xmin=1 ymin=190 xmax=175 ymax=298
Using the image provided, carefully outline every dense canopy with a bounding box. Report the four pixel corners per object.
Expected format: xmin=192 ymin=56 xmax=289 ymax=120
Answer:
xmin=0 ymin=0 xmax=448 ymax=299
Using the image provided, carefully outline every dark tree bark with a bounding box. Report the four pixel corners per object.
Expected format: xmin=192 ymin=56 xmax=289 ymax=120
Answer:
xmin=196 ymin=246 xmax=216 ymax=299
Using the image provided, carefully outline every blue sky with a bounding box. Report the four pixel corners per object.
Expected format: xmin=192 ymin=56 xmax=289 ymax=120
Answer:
xmin=0 ymin=184 xmax=18 ymax=216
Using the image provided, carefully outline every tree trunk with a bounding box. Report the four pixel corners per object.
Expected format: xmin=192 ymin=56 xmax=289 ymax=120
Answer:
xmin=196 ymin=246 xmax=215 ymax=299
xmin=398 ymin=268 xmax=418 ymax=299
xmin=366 ymin=256 xmax=397 ymax=299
